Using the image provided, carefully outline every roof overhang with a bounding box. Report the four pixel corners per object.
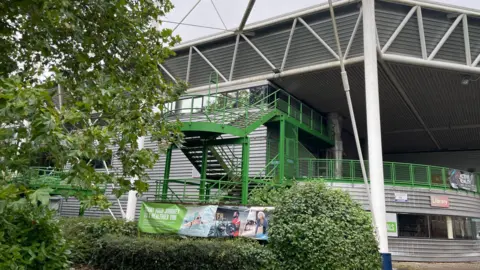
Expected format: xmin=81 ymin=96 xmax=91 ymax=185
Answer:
xmin=160 ymin=0 xmax=480 ymax=154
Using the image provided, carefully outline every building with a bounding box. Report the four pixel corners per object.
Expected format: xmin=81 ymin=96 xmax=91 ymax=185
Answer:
xmin=58 ymin=0 xmax=480 ymax=263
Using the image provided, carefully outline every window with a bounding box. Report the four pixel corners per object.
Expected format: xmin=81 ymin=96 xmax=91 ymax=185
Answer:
xmin=398 ymin=214 xmax=429 ymax=238
xmin=453 ymin=217 xmax=474 ymax=240
xmin=430 ymin=215 xmax=448 ymax=239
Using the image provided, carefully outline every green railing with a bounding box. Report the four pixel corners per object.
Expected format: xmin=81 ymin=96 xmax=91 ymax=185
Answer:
xmin=13 ymin=167 xmax=106 ymax=195
xmin=156 ymin=178 xmax=243 ymax=204
xmin=165 ymin=88 xmax=332 ymax=139
xmin=297 ymin=159 xmax=480 ymax=193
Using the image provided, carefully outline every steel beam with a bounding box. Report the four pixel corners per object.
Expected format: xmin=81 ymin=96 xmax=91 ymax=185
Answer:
xmin=173 ymin=0 xmax=354 ymax=51
xmin=428 ymin=14 xmax=464 ymax=61
xmin=382 ymin=6 xmax=418 ymax=53
xmin=200 ymin=143 xmax=208 ymax=201
xmin=187 ymin=56 xmax=365 ymax=93
xmin=238 ymin=0 xmax=256 ymax=32
xmin=417 ymin=7 xmax=427 ymax=59
xmin=162 ymin=146 xmax=173 ymax=200
xmin=278 ymin=117 xmax=286 ymax=184
xmin=229 ymin=35 xmax=240 ymax=81
xmin=281 ymin=18 xmax=297 ymax=71
xmin=344 ymin=9 xmax=363 ymax=61
xmin=383 ymin=53 xmax=480 ymax=74
xmin=298 ymin=17 xmax=339 ymax=60
xmin=463 ymin=15 xmax=472 ymax=66
xmin=240 ymin=137 xmax=250 ymax=205
xmin=159 ymin=64 xmax=178 ymax=83
xmin=473 ymin=54 xmax=480 ymax=67
xmin=186 ymin=47 xmax=192 ymax=82
xmin=240 ymin=34 xmax=277 ymax=70
xmin=192 ymin=46 xmax=228 ymax=82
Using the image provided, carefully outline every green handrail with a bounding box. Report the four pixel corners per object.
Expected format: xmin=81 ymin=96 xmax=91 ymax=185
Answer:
xmin=296 ymin=159 xmax=480 ymax=194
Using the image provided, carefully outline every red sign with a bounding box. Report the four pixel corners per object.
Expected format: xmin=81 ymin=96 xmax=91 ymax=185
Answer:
xmin=430 ymin=195 xmax=449 ymax=208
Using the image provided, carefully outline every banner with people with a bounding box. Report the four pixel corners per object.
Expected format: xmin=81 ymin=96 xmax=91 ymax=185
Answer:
xmin=448 ymin=169 xmax=477 ymax=192
xmin=139 ymin=202 xmax=273 ymax=240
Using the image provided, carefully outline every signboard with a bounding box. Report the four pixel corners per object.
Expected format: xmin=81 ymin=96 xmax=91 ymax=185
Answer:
xmin=394 ymin=193 xmax=408 ymax=202
xmin=430 ymin=195 xmax=449 ymax=208
xmin=386 ymin=213 xmax=398 ymax=237
xmin=139 ymin=202 xmax=273 ymax=240
xmin=448 ymin=169 xmax=476 ymax=192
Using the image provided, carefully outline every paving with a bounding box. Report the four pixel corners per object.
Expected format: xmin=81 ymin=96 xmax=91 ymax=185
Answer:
xmin=394 ymin=262 xmax=480 ymax=270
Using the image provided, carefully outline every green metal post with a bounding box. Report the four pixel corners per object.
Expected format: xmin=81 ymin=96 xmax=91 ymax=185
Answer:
xmin=288 ymin=95 xmax=291 ymax=116
xmin=427 ymin=166 xmax=432 ymax=188
xmin=241 ymin=137 xmax=250 ymax=205
xmin=442 ymin=168 xmax=447 ymax=190
xmin=200 ymin=143 xmax=208 ymax=202
xmin=409 ymin=164 xmax=414 ymax=187
xmin=279 ymin=118 xmax=286 ymax=184
xmin=300 ymin=103 xmax=303 ymax=123
xmin=161 ymin=146 xmax=173 ymax=200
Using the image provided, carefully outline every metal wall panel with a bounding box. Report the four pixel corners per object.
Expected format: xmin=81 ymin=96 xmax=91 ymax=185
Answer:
xmin=249 ymin=29 xmax=290 ymax=69
xmin=434 ymin=24 xmax=466 ymax=64
xmin=376 ymin=6 xmax=410 ymax=48
xmin=386 ymin=13 xmax=423 ymax=58
xmin=232 ymin=40 xmax=272 ymax=80
xmin=389 ymin=238 xmax=480 ymax=262
xmin=330 ymin=183 xmax=480 ymax=218
xmin=188 ymin=52 xmax=216 ymax=87
xmin=163 ymin=54 xmax=189 ymax=82
xmin=201 ymin=44 xmax=235 ymax=81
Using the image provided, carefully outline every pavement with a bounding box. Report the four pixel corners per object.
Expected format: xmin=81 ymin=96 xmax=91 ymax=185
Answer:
xmin=394 ymin=262 xmax=480 ymax=270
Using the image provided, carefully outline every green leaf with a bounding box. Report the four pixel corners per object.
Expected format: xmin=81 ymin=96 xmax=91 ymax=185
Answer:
xmin=29 ymin=188 xmax=53 ymax=206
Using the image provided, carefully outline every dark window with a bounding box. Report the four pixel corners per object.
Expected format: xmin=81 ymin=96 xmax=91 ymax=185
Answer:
xmin=453 ymin=217 xmax=474 ymax=240
xmin=398 ymin=214 xmax=429 ymax=238
xmin=430 ymin=215 xmax=448 ymax=239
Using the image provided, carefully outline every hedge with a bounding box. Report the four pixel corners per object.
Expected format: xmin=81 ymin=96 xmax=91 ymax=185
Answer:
xmin=59 ymin=217 xmax=137 ymax=264
xmin=91 ymin=235 xmax=276 ymax=270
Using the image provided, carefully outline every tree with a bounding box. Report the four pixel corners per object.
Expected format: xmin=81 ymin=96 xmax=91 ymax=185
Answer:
xmin=0 ymin=0 xmax=186 ymax=209
xmin=268 ymin=182 xmax=381 ymax=270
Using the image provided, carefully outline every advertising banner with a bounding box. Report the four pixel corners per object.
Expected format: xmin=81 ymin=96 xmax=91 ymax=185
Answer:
xmin=448 ymin=169 xmax=477 ymax=192
xmin=139 ymin=202 xmax=273 ymax=240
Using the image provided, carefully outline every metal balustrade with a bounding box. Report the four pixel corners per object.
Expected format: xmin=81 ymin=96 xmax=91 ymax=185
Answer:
xmin=297 ymin=159 xmax=480 ymax=193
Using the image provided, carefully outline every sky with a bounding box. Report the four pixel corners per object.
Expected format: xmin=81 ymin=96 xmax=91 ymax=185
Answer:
xmin=163 ymin=0 xmax=480 ymax=43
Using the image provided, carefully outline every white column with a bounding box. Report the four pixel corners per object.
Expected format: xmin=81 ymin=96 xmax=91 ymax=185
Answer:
xmin=446 ymin=216 xmax=454 ymax=239
xmin=125 ymin=136 xmax=145 ymax=221
xmin=363 ymin=0 xmax=389 ymax=254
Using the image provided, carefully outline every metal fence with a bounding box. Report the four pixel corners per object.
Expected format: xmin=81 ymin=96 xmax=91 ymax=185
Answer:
xmin=297 ymin=159 xmax=480 ymax=193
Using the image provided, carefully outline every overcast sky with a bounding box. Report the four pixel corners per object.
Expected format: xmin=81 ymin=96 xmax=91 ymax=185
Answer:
xmin=163 ymin=0 xmax=480 ymax=43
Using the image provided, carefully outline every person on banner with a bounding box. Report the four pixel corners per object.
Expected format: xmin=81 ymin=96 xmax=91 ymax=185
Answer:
xmin=182 ymin=212 xmax=204 ymax=228
xmin=255 ymin=211 xmax=268 ymax=240
xmin=230 ymin=211 xmax=241 ymax=237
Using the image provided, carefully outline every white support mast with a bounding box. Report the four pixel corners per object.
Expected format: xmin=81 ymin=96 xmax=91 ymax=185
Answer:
xmin=362 ymin=0 xmax=391 ymax=268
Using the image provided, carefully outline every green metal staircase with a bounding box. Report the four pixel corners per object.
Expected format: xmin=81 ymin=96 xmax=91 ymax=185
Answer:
xmin=14 ymin=167 xmax=105 ymax=196
xmin=157 ymin=84 xmax=334 ymax=205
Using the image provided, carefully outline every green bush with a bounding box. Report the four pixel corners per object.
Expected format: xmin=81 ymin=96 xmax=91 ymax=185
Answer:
xmin=0 ymin=203 xmax=70 ymax=269
xmin=91 ymin=235 xmax=276 ymax=270
xmin=59 ymin=217 xmax=137 ymax=264
xmin=269 ymin=182 xmax=381 ymax=270
xmin=248 ymin=184 xmax=290 ymax=206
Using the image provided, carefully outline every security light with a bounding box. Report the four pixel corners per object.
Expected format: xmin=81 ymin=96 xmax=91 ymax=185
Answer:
xmin=461 ymin=75 xmax=471 ymax=85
